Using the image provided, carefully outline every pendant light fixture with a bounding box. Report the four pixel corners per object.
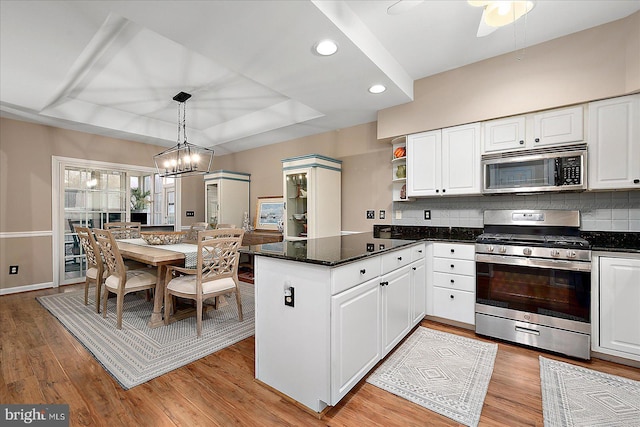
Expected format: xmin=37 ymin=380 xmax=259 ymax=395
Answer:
xmin=154 ymin=91 xmax=214 ymax=178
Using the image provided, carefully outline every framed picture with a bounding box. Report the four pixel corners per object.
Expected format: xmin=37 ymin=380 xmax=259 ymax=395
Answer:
xmin=254 ymin=196 xmax=284 ymax=231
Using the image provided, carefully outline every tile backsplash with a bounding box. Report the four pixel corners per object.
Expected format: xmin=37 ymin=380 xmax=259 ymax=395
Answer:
xmin=393 ymin=191 xmax=640 ymax=231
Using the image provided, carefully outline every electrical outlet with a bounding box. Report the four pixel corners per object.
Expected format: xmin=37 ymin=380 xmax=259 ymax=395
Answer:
xmin=185 ymin=211 xmax=195 ymax=217
xmin=424 ymin=210 xmax=431 ymax=220
xmin=366 ymin=210 xmax=375 ymax=219
xmin=395 ymin=210 xmax=402 ymax=220
xmin=379 ymin=210 xmax=385 ymax=220
xmin=9 ymin=265 xmax=18 ymax=275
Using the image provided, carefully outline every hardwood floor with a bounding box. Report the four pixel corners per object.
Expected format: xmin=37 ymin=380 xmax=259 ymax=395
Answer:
xmin=2 ymin=284 xmax=639 ymax=426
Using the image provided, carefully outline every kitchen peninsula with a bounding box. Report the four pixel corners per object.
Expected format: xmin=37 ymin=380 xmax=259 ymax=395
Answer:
xmin=249 ymin=232 xmax=425 ymax=413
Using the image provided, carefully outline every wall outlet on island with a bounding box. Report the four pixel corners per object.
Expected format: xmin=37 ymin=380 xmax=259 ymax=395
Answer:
xmin=424 ymin=210 xmax=431 ymax=220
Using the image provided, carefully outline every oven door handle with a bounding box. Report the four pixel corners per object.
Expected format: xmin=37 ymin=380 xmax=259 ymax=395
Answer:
xmin=475 ymin=253 xmax=591 ymax=272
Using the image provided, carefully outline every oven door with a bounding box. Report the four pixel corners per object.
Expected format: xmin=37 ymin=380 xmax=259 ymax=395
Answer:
xmin=475 ymin=254 xmax=590 ymax=324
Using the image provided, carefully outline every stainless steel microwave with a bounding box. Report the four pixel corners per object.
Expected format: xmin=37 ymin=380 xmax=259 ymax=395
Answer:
xmin=482 ymin=144 xmax=587 ymax=194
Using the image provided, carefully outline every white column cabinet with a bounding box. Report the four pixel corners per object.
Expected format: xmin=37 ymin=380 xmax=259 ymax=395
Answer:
xmin=593 ymin=254 xmax=640 ymax=361
xmin=407 ymin=123 xmax=480 ymax=197
xmin=588 ymin=94 xmax=640 ymax=190
xmin=282 ymin=155 xmax=342 ymax=240
xmin=204 ymin=170 xmax=250 ymax=227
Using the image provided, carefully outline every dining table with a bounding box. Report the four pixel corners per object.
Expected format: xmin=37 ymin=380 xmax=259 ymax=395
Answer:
xmin=115 ymin=230 xmax=283 ymax=328
xmin=116 ymin=239 xmax=190 ymax=328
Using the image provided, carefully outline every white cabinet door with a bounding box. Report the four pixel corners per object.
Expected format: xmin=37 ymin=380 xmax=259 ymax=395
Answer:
xmin=407 ymin=130 xmax=441 ymax=197
xmin=599 ymin=257 xmax=640 ymax=358
xmin=588 ymin=94 xmax=640 ymax=190
xmin=381 ymin=265 xmax=412 ymax=356
xmin=441 ymin=123 xmax=481 ymax=195
xmin=533 ymin=105 xmax=583 ymax=147
xmin=411 ymin=260 xmax=426 ymax=325
xmin=331 ymin=277 xmax=381 ymax=405
xmin=483 ymin=116 xmax=526 ymax=152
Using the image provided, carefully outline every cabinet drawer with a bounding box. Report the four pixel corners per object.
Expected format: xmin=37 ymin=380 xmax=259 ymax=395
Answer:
xmin=432 ymin=287 xmax=475 ymax=325
xmin=433 ymin=243 xmax=475 ymax=260
xmin=410 ymin=243 xmax=426 ymax=262
xmin=433 ymin=272 xmax=475 ymax=292
xmin=433 ymin=257 xmax=475 ymax=276
xmin=331 ymin=257 xmax=381 ymax=295
xmin=381 ymin=247 xmax=412 ymax=275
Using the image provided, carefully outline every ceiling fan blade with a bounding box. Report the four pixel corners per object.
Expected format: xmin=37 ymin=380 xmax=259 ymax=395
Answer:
xmin=387 ymin=0 xmax=424 ymax=15
xmin=476 ymin=9 xmax=497 ymax=37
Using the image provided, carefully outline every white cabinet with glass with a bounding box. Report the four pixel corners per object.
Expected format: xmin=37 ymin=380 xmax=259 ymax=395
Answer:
xmin=204 ymin=170 xmax=250 ymax=228
xmin=282 ymin=155 xmax=341 ymax=240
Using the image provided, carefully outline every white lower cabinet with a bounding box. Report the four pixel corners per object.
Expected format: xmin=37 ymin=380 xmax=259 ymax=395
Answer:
xmin=331 ymin=277 xmax=381 ymax=404
xmin=429 ymin=242 xmax=476 ymax=325
xmin=381 ymin=265 xmax=412 ymax=356
xmin=255 ymin=242 xmax=426 ymax=413
xmin=594 ymin=254 xmax=640 ymax=361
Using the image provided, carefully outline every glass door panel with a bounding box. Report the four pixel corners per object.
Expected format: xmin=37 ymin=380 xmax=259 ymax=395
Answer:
xmin=206 ymin=182 xmax=219 ymax=226
xmin=285 ymin=171 xmax=307 ymax=238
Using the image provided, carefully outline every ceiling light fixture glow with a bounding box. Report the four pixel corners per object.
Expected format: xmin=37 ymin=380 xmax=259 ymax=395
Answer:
xmin=469 ymin=1 xmax=535 ymax=30
xmin=368 ymin=84 xmax=387 ymax=94
xmin=314 ymin=40 xmax=338 ymax=56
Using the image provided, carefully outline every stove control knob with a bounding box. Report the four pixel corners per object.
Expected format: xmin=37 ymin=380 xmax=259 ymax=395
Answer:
xmin=487 ymin=245 xmax=494 ymax=253
xmin=499 ymin=246 xmax=507 ymax=254
xmin=523 ymin=248 xmax=532 ymax=256
xmin=551 ymin=249 xmax=560 ymax=257
xmin=567 ymin=250 xmax=577 ymax=258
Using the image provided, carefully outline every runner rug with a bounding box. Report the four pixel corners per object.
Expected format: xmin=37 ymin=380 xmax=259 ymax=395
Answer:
xmin=540 ymin=356 xmax=640 ymax=426
xmin=37 ymin=282 xmax=254 ymax=390
xmin=367 ymin=327 xmax=497 ymax=427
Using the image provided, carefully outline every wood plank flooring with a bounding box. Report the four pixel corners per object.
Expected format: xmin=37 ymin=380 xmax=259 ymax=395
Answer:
xmin=2 ymin=284 xmax=639 ymax=426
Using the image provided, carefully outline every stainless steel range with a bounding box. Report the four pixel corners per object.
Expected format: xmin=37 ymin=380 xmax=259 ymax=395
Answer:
xmin=475 ymin=210 xmax=591 ymax=359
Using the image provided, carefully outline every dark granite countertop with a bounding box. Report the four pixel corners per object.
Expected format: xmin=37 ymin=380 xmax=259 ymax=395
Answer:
xmin=243 ymin=232 xmax=419 ymax=266
xmin=374 ymin=225 xmax=640 ymax=254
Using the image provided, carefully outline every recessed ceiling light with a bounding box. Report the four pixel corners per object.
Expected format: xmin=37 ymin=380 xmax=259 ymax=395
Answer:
xmin=368 ymin=84 xmax=387 ymax=94
xmin=314 ymin=39 xmax=338 ymax=56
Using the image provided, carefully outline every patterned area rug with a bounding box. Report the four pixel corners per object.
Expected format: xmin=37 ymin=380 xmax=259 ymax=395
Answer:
xmin=540 ymin=356 xmax=640 ymax=426
xmin=366 ymin=327 xmax=497 ymax=427
xmin=37 ymin=282 xmax=254 ymax=390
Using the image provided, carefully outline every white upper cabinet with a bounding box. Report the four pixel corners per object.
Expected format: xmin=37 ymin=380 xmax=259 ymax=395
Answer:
xmin=407 ymin=123 xmax=480 ymax=197
xmin=204 ymin=170 xmax=250 ymax=227
xmin=482 ymin=105 xmax=584 ymax=153
xmin=588 ymin=94 xmax=640 ymax=190
xmin=483 ymin=116 xmax=526 ymax=152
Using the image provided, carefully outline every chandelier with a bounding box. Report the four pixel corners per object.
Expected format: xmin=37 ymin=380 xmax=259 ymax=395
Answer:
xmin=154 ymin=91 xmax=214 ymax=178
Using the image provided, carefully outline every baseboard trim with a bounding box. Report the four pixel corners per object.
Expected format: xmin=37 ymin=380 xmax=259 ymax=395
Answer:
xmin=0 ymin=282 xmax=55 ymax=295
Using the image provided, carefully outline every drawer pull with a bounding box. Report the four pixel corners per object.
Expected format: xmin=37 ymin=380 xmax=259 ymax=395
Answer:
xmin=397 ymin=256 xmax=403 ymax=261
xmin=450 ymin=249 xmax=455 ymax=253
xmin=380 ymin=281 xmax=389 ymax=287
xmin=515 ymin=326 xmax=540 ymax=336
xmin=450 ymin=294 xmax=454 ymax=299
xmin=450 ymin=264 xmax=455 ymax=268
xmin=412 ymin=267 xmax=417 ymax=271
xmin=360 ymin=269 xmax=366 ymax=274
xmin=418 ymin=249 xmax=423 ymax=253
xmin=450 ymin=279 xmax=454 ymax=283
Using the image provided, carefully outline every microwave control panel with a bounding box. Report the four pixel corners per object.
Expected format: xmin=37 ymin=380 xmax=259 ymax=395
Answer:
xmin=556 ymin=156 xmax=582 ymax=185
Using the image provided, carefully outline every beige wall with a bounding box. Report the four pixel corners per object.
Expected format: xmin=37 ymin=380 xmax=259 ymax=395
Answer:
xmin=0 ymin=118 xmax=202 ymax=290
xmin=213 ymin=122 xmax=392 ymax=233
xmin=378 ymin=11 xmax=640 ymax=138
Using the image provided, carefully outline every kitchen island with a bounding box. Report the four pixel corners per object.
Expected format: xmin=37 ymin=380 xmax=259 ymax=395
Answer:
xmin=247 ymin=232 xmax=425 ymax=413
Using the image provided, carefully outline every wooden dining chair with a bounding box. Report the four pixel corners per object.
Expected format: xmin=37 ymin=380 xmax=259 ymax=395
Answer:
xmin=104 ymin=222 xmax=141 ymax=239
xmin=93 ymin=228 xmax=157 ymax=329
xmin=215 ymin=223 xmax=237 ymax=229
xmin=75 ymin=226 xmax=105 ymax=313
xmin=185 ymin=222 xmax=211 ymax=241
xmin=164 ymin=228 xmax=245 ymax=337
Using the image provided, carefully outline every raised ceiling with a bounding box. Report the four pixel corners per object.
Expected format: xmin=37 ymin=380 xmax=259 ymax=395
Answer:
xmin=1 ymin=1 xmax=639 ymax=154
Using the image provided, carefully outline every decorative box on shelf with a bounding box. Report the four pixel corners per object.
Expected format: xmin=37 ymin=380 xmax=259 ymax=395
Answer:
xmin=391 ymin=136 xmax=410 ymax=202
